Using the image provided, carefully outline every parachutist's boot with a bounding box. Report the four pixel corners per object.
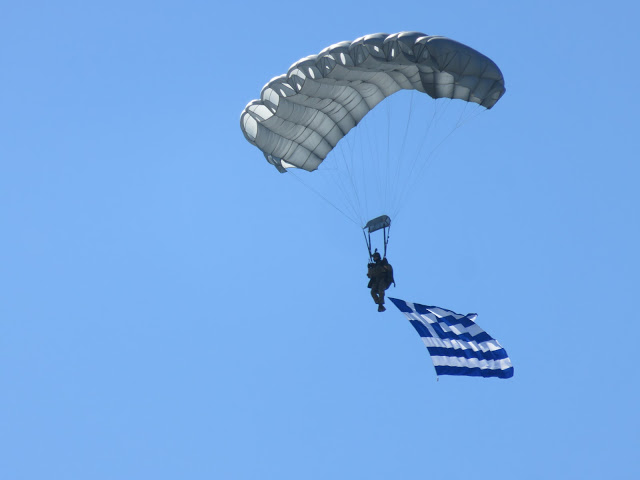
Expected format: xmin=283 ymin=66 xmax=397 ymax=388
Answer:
xmin=378 ymin=304 xmax=386 ymax=312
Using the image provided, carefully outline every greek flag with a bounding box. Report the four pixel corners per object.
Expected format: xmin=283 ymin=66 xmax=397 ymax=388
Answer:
xmin=389 ymin=298 xmax=514 ymax=379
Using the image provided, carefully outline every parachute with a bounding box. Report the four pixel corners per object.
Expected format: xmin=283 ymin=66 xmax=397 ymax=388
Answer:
xmin=240 ymin=32 xmax=505 ymax=250
xmin=240 ymin=31 xmax=505 ymax=173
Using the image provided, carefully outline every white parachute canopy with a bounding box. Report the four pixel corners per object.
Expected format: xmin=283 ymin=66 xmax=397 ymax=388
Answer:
xmin=240 ymin=31 xmax=505 ymax=172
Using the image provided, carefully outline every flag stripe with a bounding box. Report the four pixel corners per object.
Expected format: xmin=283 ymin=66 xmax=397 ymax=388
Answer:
xmin=426 ymin=346 xmax=510 ymax=361
xmin=430 ymin=356 xmax=513 ymax=370
xmin=435 ymin=366 xmax=514 ymax=378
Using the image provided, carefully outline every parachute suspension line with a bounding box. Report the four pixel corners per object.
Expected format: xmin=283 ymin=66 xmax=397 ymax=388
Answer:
xmin=377 ymin=104 xmax=387 ymax=217
xmin=329 ymin=130 xmax=366 ymax=226
xmin=317 ymin=155 xmax=362 ymax=225
xmin=389 ymin=91 xmax=417 ymax=216
xmin=389 ymin=91 xmax=420 ymax=219
xmin=333 ymin=140 xmax=362 ymax=224
xmin=451 ymin=97 xmax=482 ymax=130
xmin=393 ymin=103 xmax=487 ymax=221
xmin=366 ymin=97 xmax=385 ymax=223
xmin=390 ymin=96 xmax=440 ymax=220
xmin=287 ymin=169 xmax=360 ymax=227
xmin=384 ymin=96 xmax=396 ymax=218
xmin=409 ymin=100 xmax=436 ymax=167
xmin=336 ymin=94 xmax=392 ymax=227
xmin=363 ymin=107 xmax=381 ymax=223
xmin=385 ymin=97 xmax=396 ymax=220
xmin=393 ymin=100 xmax=460 ymax=221
xmin=337 ymin=124 xmax=368 ymax=226
xmin=357 ymin=116 xmax=370 ymax=223
xmin=373 ymin=102 xmax=388 ymax=224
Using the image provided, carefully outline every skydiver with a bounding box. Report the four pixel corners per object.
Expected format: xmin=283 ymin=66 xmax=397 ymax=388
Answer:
xmin=367 ymin=251 xmax=395 ymax=312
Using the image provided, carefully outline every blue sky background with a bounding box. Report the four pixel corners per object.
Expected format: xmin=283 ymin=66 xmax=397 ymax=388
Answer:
xmin=2 ymin=1 xmax=639 ymax=479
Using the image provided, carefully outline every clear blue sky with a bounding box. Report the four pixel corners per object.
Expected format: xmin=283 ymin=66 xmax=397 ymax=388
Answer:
xmin=2 ymin=1 xmax=639 ymax=479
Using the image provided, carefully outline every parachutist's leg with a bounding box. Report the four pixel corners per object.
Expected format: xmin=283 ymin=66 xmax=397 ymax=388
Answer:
xmin=376 ymin=283 xmax=388 ymax=312
xmin=371 ymin=283 xmax=386 ymax=305
xmin=371 ymin=288 xmax=380 ymax=305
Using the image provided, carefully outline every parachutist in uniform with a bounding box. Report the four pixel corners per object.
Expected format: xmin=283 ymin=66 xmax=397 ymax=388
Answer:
xmin=367 ymin=251 xmax=395 ymax=312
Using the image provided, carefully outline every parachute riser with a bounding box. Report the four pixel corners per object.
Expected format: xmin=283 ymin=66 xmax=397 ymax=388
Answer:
xmin=364 ymin=229 xmax=373 ymax=261
xmin=384 ymin=225 xmax=389 ymax=258
xmin=363 ymin=221 xmax=391 ymax=260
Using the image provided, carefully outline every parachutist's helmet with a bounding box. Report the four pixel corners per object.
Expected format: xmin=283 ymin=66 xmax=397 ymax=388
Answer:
xmin=373 ymin=252 xmax=381 ymax=260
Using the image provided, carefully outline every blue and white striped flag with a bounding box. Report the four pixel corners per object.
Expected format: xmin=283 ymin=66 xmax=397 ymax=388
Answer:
xmin=389 ymin=298 xmax=514 ymax=379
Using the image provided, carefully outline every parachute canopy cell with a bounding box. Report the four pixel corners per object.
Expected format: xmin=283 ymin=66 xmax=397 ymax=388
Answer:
xmin=240 ymin=31 xmax=506 ymax=173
